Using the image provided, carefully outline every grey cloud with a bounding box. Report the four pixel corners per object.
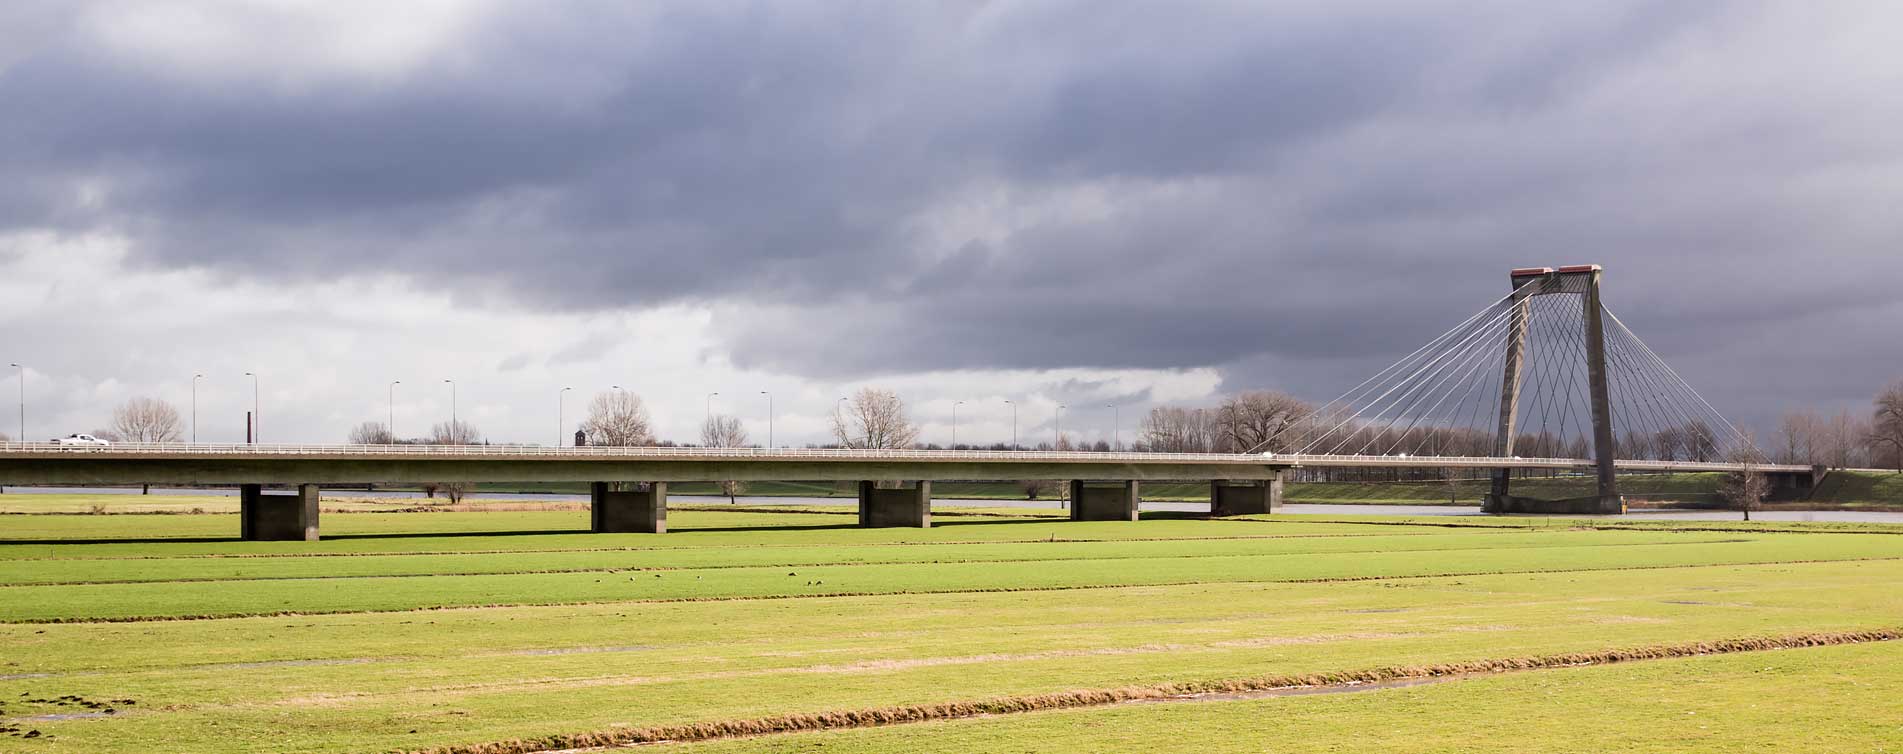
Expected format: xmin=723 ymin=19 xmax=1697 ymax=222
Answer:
xmin=3 ymin=0 xmax=1901 ymax=434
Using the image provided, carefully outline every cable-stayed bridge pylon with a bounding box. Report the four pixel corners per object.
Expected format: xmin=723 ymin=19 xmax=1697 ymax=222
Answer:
xmin=1258 ymin=265 xmax=1758 ymax=513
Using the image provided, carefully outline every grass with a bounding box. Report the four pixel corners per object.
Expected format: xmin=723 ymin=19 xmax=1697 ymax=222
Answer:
xmin=3 ymin=502 xmax=1902 ymax=752
xmin=1813 ymin=469 xmax=1903 ymax=507
xmin=672 ymin=640 xmax=1903 ymax=754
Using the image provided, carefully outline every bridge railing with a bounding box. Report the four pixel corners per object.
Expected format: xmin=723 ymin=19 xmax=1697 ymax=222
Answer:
xmin=0 ymin=442 xmax=1812 ymax=472
xmin=0 ymin=441 xmax=1276 ymax=464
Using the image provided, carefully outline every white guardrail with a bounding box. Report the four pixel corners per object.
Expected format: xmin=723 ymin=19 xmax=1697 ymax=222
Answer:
xmin=0 ymin=442 xmax=1272 ymax=464
xmin=0 ymin=443 xmax=1811 ymax=473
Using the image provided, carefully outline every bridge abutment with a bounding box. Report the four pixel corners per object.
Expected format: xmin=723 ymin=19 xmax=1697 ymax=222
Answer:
xmin=591 ymin=482 xmax=667 ymax=533
xmin=1210 ymin=476 xmax=1281 ymax=516
xmin=1765 ymin=465 xmax=1830 ymax=501
xmin=1068 ymin=480 xmax=1139 ymax=521
xmin=858 ymin=481 xmax=930 ymax=528
xmin=240 ymin=483 xmax=319 ymax=541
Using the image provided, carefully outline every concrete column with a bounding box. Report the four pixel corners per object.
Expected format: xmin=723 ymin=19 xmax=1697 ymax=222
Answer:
xmin=591 ymin=482 xmax=666 ymax=533
xmin=1488 ymin=292 xmax=1532 ymax=513
xmin=1210 ymin=476 xmax=1280 ymax=516
xmin=1580 ymin=268 xmax=1621 ymax=514
xmin=857 ymin=481 xmax=930 ymax=528
xmin=1069 ymin=480 xmax=1139 ymax=521
xmin=240 ymin=483 xmax=319 ymax=541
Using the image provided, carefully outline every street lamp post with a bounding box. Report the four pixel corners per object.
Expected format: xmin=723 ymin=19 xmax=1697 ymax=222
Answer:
xmin=759 ymin=391 xmax=773 ymax=448
xmin=389 ymin=381 xmax=401 ymax=440
xmin=192 ymin=374 xmax=204 ymax=443
xmin=243 ymin=372 xmax=258 ymax=443
xmin=1003 ymin=399 xmax=1016 ymax=450
xmin=706 ymin=392 xmax=719 ymax=445
xmin=951 ymin=400 xmax=963 ymax=448
xmin=9 ymin=363 xmax=22 ymax=442
xmin=1055 ymin=404 xmax=1066 ymax=449
xmin=1107 ymin=404 xmax=1119 ymax=450
xmin=559 ymin=387 xmax=572 ymax=447
xmin=444 ymin=380 xmax=456 ymax=440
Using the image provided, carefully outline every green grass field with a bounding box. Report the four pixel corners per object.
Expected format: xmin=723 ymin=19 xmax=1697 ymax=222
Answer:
xmin=3 ymin=499 xmax=1901 ymax=752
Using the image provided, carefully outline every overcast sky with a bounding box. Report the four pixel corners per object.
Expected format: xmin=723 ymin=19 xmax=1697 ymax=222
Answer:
xmin=2 ymin=0 xmax=1899 ymax=447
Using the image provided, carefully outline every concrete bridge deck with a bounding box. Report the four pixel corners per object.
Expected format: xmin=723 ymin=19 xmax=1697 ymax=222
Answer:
xmin=0 ymin=443 xmax=1818 ymax=540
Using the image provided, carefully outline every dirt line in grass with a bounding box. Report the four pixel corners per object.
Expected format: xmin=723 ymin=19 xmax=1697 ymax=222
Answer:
xmin=403 ymin=627 xmax=1903 ymax=754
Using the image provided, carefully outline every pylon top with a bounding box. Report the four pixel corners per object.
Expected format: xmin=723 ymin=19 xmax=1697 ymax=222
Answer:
xmin=1512 ymin=264 xmax=1602 ymax=279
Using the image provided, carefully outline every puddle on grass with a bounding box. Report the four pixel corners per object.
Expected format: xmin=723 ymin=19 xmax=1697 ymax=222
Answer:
xmin=508 ymin=645 xmax=654 ymax=657
xmin=1125 ymin=675 xmax=1460 ymax=705
xmin=11 ymin=712 xmax=115 ymax=721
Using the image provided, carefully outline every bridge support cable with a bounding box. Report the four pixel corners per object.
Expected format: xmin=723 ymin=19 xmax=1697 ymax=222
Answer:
xmin=1257 ymin=266 xmax=1759 ymax=514
xmin=1331 ymin=300 xmax=1516 ymax=455
xmin=1280 ymin=282 xmax=1534 ymax=457
xmin=1603 ymin=308 xmax=1753 ymax=460
xmin=1313 ymin=303 xmax=1519 ymax=456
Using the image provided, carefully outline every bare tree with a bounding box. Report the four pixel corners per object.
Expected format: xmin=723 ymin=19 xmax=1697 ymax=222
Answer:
xmin=1872 ymin=380 xmax=1903 ymax=473
xmin=1217 ymin=391 xmax=1313 ymax=453
xmin=1719 ymin=446 xmax=1770 ymax=521
xmin=429 ymin=419 xmax=482 ymax=445
xmin=348 ymin=421 xmax=396 ymax=445
xmin=700 ymin=414 xmax=750 ymax=502
xmin=1140 ymin=407 xmax=1219 ymax=453
xmin=583 ymin=390 xmax=654 ymax=447
xmin=0 ymin=431 xmax=10 ymax=443
xmin=111 ymin=397 xmax=184 ymax=443
xmin=425 ymin=420 xmax=481 ymax=499
xmin=700 ymin=414 xmax=749 ymax=448
xmin=1441 ymin=467 xmax=1462 ymax=505
xmin=830 ymin=388 xmax=918 ymax=449
xmin=1020 ymin=479 xmax=1058 ymax=500
xmin=1825 ymin=409 xmax=1871 ymax=469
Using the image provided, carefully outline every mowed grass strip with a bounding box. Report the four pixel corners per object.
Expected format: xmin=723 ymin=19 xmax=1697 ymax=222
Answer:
xmin=7 ymin=560 xmax=1903 ymax=753
xmin=0 ymin=529 xmax=1754 ymax=585
xmin=665 ymin=640 xmax=1903 ymax=754
xmin=0 ymin=511 xmax=1399 ymax=559
xmin=5 ymin=532 xmax=1903 ymax=622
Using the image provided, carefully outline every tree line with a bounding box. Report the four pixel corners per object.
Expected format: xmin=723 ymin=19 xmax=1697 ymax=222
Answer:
xmin=1773 ymin=380 xmax=1903 ymax=471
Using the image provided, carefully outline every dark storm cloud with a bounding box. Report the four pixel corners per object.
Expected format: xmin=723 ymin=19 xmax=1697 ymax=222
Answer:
xmin=3 ymin=0 xmax=1901 ymax=429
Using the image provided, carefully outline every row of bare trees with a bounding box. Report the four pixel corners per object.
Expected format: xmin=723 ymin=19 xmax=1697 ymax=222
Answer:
xmin=1771 ymin=380 xmax=1903 ymax=470
xmin=1135 ymin=391 xmax=1314 ymax=454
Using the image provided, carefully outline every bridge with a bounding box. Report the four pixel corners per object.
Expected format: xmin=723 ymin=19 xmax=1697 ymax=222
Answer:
xmin=0 ymin=442 xmax=1821 ymax=539
xmin=0 ymin=264 xmax=1821 ymax=540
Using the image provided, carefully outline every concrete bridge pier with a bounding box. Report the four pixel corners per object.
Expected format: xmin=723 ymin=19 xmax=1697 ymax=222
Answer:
xmin=1069 ymin=480 xmax=1139 ymax=521
xmin=240 ymin=483 xmax=319 ymax=541
xmin=1210 ymin=476 xmax=1281 ymax=516
xmin=592 ymin=482 xmax=666 ymax=533
xmin=1766 ymin=465 xmax=1830 ymax=501
xmin=858 ymin=481 xmax=930 ymax=528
